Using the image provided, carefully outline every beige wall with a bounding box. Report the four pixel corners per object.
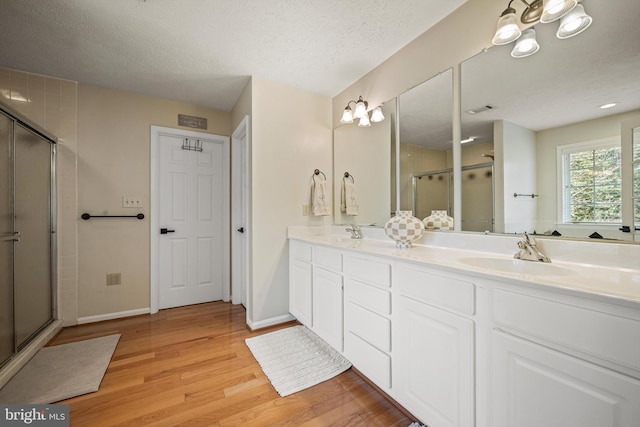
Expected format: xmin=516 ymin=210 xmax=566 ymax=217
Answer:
xmin=334 ymin=120 xmax=391 ymax=226
xmin=0 ymin=67 xmax=78 ymax=326
xmin=249 ymin=76 xmax=332 ymax=326
xmin=399 ymin=144 xmax=448 ymax=211
xmin=77 ymin=84 xmax=230 ymax=319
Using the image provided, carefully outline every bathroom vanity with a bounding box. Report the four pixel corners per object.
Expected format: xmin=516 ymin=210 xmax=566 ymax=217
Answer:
xmin=288 ymin=228 xmax=640 ymax=427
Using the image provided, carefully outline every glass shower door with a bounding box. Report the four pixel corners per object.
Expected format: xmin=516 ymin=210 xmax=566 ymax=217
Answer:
xmin=14 ymin=123 xmax=53 ymax=348
xmin=0 ymin=112 xmax=14 ymax=364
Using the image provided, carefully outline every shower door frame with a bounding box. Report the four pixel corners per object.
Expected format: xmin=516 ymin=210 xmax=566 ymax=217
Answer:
xmin=0 ymin=101 xmax=57 ymax=365
xmin=412 ymin=161 xmax=495 ymax=230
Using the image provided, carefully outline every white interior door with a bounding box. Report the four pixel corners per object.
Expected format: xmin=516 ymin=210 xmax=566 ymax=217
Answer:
xmin=231 ymin=116 xmax=249 ymax=307
xmin=151 ymin=126 xmax=229 ymax=311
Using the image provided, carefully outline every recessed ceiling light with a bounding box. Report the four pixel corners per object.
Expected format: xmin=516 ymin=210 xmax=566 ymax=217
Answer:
xmin=599 ymin=103 xmax=618 ymax=109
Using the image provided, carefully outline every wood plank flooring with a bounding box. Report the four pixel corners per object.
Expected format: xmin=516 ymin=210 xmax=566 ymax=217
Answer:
xmin=50 ymin=302 xmax=414 ymax=426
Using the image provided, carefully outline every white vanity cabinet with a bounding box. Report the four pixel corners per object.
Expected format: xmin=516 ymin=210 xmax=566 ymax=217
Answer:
xmin=288 ymin=234 xmax=640 ymax=427
xmin=289 ymin=240 xmax=313 ymax=327
xmin=288 ymin=240 xmax=344 ymax=352
xmin=312 ymin=246 xmax=344 ymax=352
xmin=486 ymin=287 xmax=640 ymax=427
xmin=343 ymin=254 xmax=394 ymax=394
xmin=394 ymin=262 xmax=476 ymax=427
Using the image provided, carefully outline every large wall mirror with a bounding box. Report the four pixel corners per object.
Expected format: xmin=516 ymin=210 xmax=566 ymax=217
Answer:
xmin=461 ymin=0 xmax=640 ymax=241
xmin=333 ymin=98 xmax=396 ymax=226
xmin=398 ymin=69 xmax=495 ymax=232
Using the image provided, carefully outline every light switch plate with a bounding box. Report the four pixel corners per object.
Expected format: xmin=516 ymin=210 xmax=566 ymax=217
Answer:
xmin=122 ymin=196 xmax=142 ymax=208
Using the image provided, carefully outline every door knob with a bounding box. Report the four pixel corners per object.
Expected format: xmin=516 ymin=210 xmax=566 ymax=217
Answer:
xmin=237 ymin=227 xmax=245 ymax=233
xmin=160 ymin=228 xmax=175 ymax=234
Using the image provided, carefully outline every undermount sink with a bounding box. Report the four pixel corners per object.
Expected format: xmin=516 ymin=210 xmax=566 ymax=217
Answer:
xmin=458 ymin=257 xmax=575 ymax=276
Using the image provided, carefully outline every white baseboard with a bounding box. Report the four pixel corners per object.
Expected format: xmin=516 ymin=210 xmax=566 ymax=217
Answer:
xmin=77 ymin=308 xmax=150 ymax=325
xmin=0 ymin=320 xmax=63 ymax=389
xmin=247 ymin=313 xmax=296 ymax=331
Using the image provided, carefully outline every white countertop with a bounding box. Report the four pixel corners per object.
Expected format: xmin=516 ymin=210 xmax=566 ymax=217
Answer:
xmin=289 ymin=231 xmax=640 ymax=307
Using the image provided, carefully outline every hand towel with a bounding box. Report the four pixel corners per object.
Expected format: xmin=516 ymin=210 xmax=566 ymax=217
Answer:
xmin=343 ymin=179 xmax=358 ymax=216
xmin=311 ymin=179 xmax=330 ymax=216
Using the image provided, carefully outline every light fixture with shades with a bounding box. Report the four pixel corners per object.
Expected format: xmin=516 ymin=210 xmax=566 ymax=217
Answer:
xmin=340 ymin=96 xmax=385 ymax=127
xmin=491 ymin=0 xmax=592 ymax=58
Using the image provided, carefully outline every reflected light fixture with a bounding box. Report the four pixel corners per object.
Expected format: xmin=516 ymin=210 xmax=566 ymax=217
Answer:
xmin=491 ymin=0 xmax=592 ymax=58
xmin=511 ymin=28 xmax=540 ymax=58
xmin=340 ymin=96 xmax=385 ymax=127
xmin=556 ymin=4 xmax=592 ymax=38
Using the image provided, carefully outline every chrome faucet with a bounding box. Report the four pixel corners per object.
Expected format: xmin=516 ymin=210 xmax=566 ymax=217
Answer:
xmin=514 ymin=232 xmax=551 ymax=263
xmin=345 ymin=225 xmax=363 ymax=239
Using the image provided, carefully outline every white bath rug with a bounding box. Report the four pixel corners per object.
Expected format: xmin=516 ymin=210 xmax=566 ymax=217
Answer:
xmin=245 ymin=325 xmax=351 ymax=397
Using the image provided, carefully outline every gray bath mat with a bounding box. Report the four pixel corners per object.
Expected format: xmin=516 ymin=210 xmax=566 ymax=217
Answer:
xmin=0 ymin=334 xmax=120 ymax=404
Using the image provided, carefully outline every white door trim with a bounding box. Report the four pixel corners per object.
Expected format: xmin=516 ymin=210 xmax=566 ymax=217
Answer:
xmin=231 ymin=116 xmax=250 ymax=308
xmin=150 ymin=125 xmax=230 ymax=314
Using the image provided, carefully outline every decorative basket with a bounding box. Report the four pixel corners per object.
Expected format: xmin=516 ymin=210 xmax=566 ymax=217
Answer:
xmin=384 ymin=210 xmax=425 ymax=248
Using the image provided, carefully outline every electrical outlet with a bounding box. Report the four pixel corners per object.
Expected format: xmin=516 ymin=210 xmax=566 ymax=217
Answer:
xmin=302 ymin=204 xmax=310 ymax=216
xmin=106 ymin=273 xmax=122 ymax=286
xmin=122 ymin=196 xmax=142 ymax=208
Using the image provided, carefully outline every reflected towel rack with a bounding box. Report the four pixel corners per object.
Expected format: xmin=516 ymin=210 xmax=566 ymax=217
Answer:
xmin=312 ymin=169 xmax=326 ymax=181
xmin=343 ymin=172 xmax=355 ymax=183
xmin=513 ymin=193 xmax=538 ymax=198
xmin=81 ymin=213 xmax=145 ymax=220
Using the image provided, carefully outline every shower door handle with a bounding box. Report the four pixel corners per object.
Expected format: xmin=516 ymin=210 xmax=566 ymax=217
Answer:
xmin=0 ymin=231 xmax=20 ymax=242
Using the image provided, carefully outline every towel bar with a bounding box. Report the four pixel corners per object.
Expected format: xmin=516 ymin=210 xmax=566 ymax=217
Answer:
xmin=81 ymin=213 xmax=145 ymax=220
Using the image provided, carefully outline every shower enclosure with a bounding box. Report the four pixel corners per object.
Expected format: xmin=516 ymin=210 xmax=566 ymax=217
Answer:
xmin=413 ymin=162 xmax=494 ymax=232
xmin=0 ymin=102 xmax=56 ymax=368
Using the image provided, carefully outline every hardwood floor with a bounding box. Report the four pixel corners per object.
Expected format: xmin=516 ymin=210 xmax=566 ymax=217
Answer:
xmin=51 ymin=302 xmax=414 ymax=426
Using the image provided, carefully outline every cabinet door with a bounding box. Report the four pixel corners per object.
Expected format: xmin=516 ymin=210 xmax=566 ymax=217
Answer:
xmin=491 ymin=330 xmax=640 ymax=427
xmin=289 ymin=258 xmax=312 ymax=327
xmin=312 ymin=266 xmax=343 ymax=352
xmin=395 ymin=296 xmax=475 ymax=427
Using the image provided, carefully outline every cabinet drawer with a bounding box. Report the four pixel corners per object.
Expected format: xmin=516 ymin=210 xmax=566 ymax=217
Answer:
xmin=345 ymin=300 xmax=391 ymax=352
xmin=396 ymin=265 xmax=475 ymax=315
xmin=345 ymin=331 xmax=392 ymax=390
xmin=345 ymin=278 xmax=391 ymax=315
xmin=493 ymin=289 xmax=640 ymax=373
xmin=344 ymin=256 xmax=392 ymax=288
xmin=314 ymin=246 xmax=342 ymax=272
xmin=290 ymin=240 xmax=312 ymax=262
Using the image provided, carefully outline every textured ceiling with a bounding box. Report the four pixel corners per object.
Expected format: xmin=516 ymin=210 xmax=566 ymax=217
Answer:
xmin=0 ymin=0 xmax=468 ymax=112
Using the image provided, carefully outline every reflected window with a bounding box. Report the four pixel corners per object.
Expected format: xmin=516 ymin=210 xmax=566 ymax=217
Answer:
xmin=559 ymin=137 xmax=621 ymax=223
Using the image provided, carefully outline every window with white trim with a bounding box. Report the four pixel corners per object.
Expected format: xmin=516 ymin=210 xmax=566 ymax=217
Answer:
xmin=559 ymin=137 xmax=622 ymax=224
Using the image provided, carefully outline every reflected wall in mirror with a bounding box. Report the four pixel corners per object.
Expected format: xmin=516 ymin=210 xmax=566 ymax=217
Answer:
xmin=398 ymin=69 xmax=495 ymax=231
xmin=333 ymin=98 xmax=396 ymax=226
xmin=461 ymin=0 xmax=640 ymax=241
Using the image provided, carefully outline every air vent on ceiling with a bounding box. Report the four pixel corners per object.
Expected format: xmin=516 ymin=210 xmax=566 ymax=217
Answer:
xmin=466 ymin=105 xmax=495 ymax=115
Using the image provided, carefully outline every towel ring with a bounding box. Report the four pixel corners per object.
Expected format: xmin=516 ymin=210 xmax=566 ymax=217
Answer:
xmin=312 ymin=169 xmax=327 ymax=181
xmin=343 ymin=172 xmax=355 ymax=183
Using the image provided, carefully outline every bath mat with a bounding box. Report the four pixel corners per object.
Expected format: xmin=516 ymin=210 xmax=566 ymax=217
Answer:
xmin=245 ymin=326 xmax=351 ymax=397
xmin=0 ymin=334 xmax=120 ymax=404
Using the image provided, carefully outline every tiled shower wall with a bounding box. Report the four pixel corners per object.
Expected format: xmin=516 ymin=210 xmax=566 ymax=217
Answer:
xmin=0 ymin=67 xmax=78 ymax=326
